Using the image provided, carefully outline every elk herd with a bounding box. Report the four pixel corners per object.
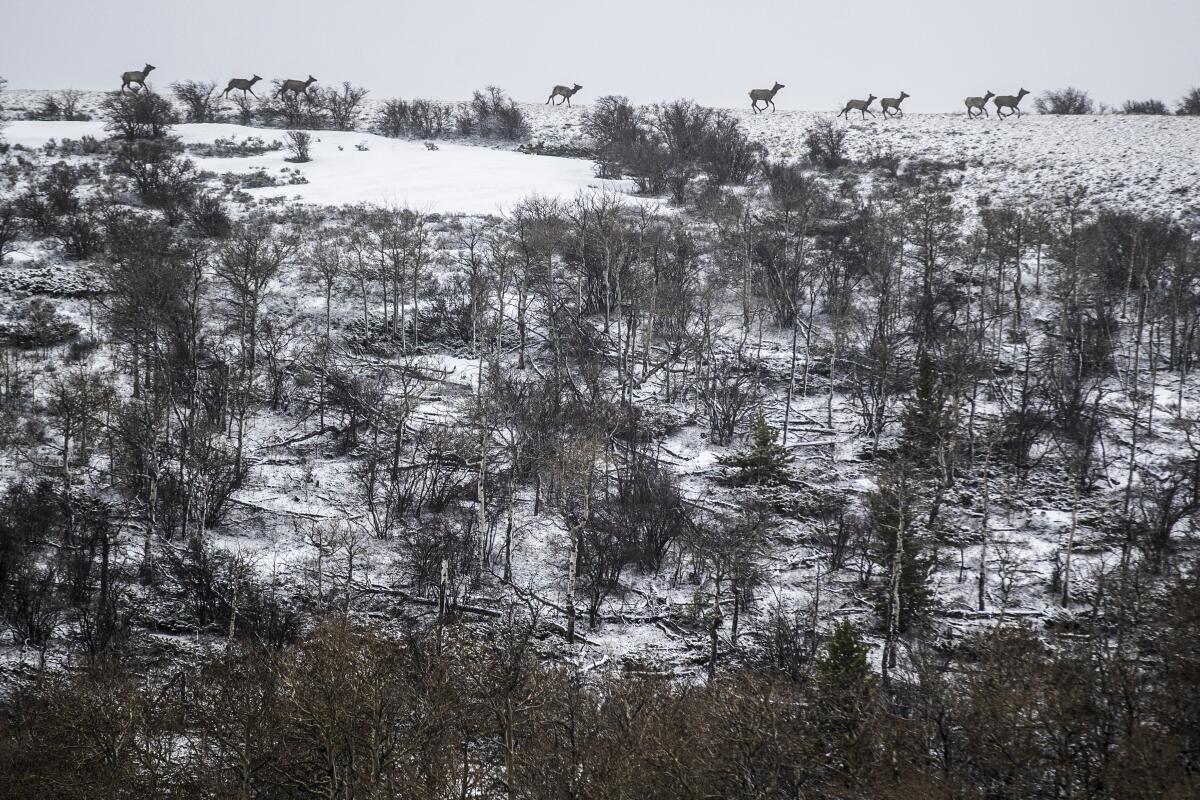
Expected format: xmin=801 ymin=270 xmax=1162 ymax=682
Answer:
xmin=117 ymin=63 xmax=1033 ymax=120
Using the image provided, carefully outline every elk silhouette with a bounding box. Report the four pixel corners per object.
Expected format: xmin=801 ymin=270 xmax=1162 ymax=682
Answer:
xmin=838 ymin=94 xmax=877 ymax=120
xmin=120 ymin=64 xmax=155 ymax=94
xmin=749 ymin=81 xmax=785 ymax=114
xmin=276 ymin=75 xmax=318 ymax=100
xmin=880 ymin=91 xmax=909 ymax=118
xmin=994 ymin=88 xmax=1030 ymax=119
xmin=224 ymin=75 xmax=262 ymax=99
xmin=965 ymin=91 xmax=995 ymax=118
xmin=546 ymin=83 xmax=583 ymax=106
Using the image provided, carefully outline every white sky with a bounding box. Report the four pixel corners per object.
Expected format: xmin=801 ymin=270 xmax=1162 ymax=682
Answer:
xmin=2 ymin=0 xmax=1198 ymax=111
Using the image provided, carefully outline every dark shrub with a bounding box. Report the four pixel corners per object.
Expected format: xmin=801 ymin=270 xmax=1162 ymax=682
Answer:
xmin=583 ymin=95 xmax=643 ymax=151
xmin=1122 ymin=98 xmax=1170 ymax=115
xmin=456 ymin=86 xmax=529 ymax=141
xmin=588 ymin=98 xmax=763 ymax=200
xmin=0 ymin=200 xmax=22 ymax=262
xmin=189 ymin=193 xmax=233 ymax=238
xmin=376 ymin=98 xmax=453 ymax=139
xmin=284 ymin=130 xmax=313 ymax=163
xmin=51 ymin=204 xmax=103 ymax=260
xmin=315 ymin=82 xmax=369 ymax=131
xmin=110 ymin=139 xmax=200 ymax=225
xmin=805 ymin=118 xmax=849 ymax=170
xmin=697 ymin=110 xmax=762 ymax=185
xmin=101 ymin=91 xmax=177 ymax=140
xmin=1 ymin=299 xmax=80 ymax=348
xmin=230 ymin=93 xmax=255 ymax=125
xmin=1034 ymin=87 xmax=1096 ymax=115
xmin=26 ymin=95 xmax=63 ymax=121
xmin=1177 ymin=87 xmax=1200 ymax=116
xmin=259 ymin=91 xmax=325 ymax=129
xmin=171 ymin=80 xmax=220 ymax=123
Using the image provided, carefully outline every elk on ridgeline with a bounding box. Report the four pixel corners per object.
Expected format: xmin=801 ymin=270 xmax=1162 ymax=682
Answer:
xmin=880 ymin=91 xmax=910 ymax=118
xmin=546 ymin=84 xmax=583 ymax=106
xmin=276 ymin=75 xmax=318 ymax=100
xmin=965 ymin=91 xmax=996 ymax=118
xmin=223 ymin=75 xmax=263 ymax=99
xmin=120 ymin=64 xmax=155 ymax=94
xmin=994 ymin=88 xmax=1030 ymax=119
xmin=749 ymin=82 xmax=785 ymax=113
xmin=838 ymin=94 xmax=877 ymax=120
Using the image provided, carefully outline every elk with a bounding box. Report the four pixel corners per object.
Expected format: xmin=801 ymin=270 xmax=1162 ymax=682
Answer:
xmin=749 ymin=81 xmax=785 ymax=113
xmin=546 ymin=83 xmax=583 ymax=107
xmin=223 ymin=74 xmax=262 ymax=99
xmin=837 ymin=94 xmax=877 ymax=120
xmin=965 ymin=90 xmax=995 ymax=118
xmin=994 ymin=88 xmax=1030 ymax=119
xmin=120 ymin=64 xmax=155 ymax=94
xmin=276 ymin=75 xmax=318 ymax=100
xmin=880 ymin=91 xmax=909 ymax=118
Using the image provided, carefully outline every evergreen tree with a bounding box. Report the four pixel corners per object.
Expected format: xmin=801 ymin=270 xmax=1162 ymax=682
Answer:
xmin=815 ymin=619 xmax=875 ymax=697
xmin=720 ymin=410 xmax=794 ymax=487
xmin=814 ymin=620 xmax=878 ymax=789
xmin=869 ymin=464 xmax=934 ymax=633
xmin=899 ymin=352 xmax=952 ymax=466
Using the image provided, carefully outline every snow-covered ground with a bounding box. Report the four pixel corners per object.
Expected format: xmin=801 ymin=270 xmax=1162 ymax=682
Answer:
xmin=524 ymin=103 xmax=1200 ymax=224
xmin=6 ymin=88 xmax=1200 ymax=221
xmin=3 ymin=119 xmax=629 ymax=214
xmin=2 ymin=88 xmax=1198 ymax=676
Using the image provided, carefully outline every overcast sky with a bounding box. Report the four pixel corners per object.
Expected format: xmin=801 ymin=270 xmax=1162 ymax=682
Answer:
xmin=3 ymin=0 xmax=1198 ymax=111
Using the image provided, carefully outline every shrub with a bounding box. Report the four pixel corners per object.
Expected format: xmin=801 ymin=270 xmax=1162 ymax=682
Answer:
xmin=582 ymin=95 xmax=643 ymax=152
xmin=0 ymin=200 xmax=22 ymax=262
xmin=456 ymin=86 xmax=529 ymax=141
xmin=805 ymin=118 xmax=849 ymax=170
xmin=101 ymin=91 xmax=177 ymax=140
xmin=25 ymin=89 xmax=90 ymax=122
xmin=697 ymin=110 xmax=762 ymax=185
xmin=1121 ymin=98 xmax=1169 ymax=115
xmin=109 ymin=139 xmax=200 ymax=224
xmin=230 ymin=93 xmax=255 ymax=125
xmin=376 ymin=98 xmax=453 ymax=139
xmin=51 ymin=204 xmax=102 ymax=260
xmin=171 ymin=80 xmax=220 ymax=123
xmin=56 ymin=89 xmax=89 ymax=121
xmin=189 ymin=193 xmax=233 ymax=238
xmin=26 ymin=95 xmax=64 ymax=121
xmin=186 ymin=136 xmax=282 ymax=158
xmin=284 ymin=130 xmax=313 ymax=163
xmin=1 ymin=299 xmax=80 ymax=348
xmin=587 ymin=98 xmax=763 ymax=200
xmin=259 ymin=92 xmax=325 ymax=129
xmin=1177 ymin=87 xmax=1200 ymax=116
xmin=1034 ymin=87 xmax=1096 ymax=115
xmin=315 ymin=82 xmax=369 ymax=131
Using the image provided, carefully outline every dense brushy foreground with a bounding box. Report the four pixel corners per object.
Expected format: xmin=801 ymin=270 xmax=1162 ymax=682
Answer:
xmin=1 ymin=83 xmax=1200 ymax=797
xmin=1 ymin=586 xmax=1198 ymax=800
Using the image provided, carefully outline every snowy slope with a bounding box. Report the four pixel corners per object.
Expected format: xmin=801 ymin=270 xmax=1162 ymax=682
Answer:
xmin=3 ymin=120 xmax=629 ymax=215
xmin=524 ymin=104 xmax=1200 ymax=224
xmin=6 ymin=89 xmax=1200 ymax=221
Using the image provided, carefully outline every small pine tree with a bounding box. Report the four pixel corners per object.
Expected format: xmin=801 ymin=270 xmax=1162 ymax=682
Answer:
xmin=869 ymin=466 xmax=934 ymax=632
xmin=720 ymin=410 xmax=794 ymax=486
xmin=900 ymin=352 xmax=952 ymax=464
xmin=815 ymin=619 xmax=875 ymax=696
xmin=814 ymin=620 xmax=878 ymax=787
